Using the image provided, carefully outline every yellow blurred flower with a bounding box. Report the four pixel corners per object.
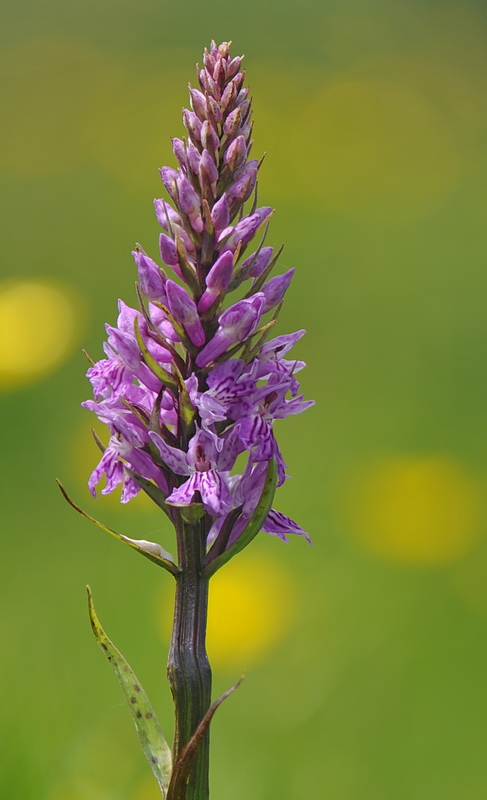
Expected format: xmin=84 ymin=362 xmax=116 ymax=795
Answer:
xmin=340 ymin=455 xmax=483 ymax=565
xmin=0 ymin=278 xmax=83 ymax=390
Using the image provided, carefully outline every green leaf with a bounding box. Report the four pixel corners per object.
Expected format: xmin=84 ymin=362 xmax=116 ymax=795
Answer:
xmin=204 ymin=459 xmax=277 ymax=576
xmin=87 ymin=587 xmax=172 ymax=797
xmin=166 ymin=676 xmax=244 ymax=800
xmin=56 ymin=481 xmax=179 ymax=576
xmin=174 ymin=370 xmax=197 ymax=434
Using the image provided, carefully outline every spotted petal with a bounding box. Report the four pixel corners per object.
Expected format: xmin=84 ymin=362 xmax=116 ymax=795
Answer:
xmin=149 ymin=432 xmax=188 ymax=475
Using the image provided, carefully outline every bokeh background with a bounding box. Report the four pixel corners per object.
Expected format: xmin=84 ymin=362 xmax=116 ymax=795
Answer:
xmin=1 ymin=1 xmax=487 ymax=798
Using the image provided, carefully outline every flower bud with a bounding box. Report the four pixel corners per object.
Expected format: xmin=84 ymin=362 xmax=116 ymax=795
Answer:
xmin=132 ymin=250 xmax=167 ymax=302
xmin=201 ymin=120 xmax=219 ymax=155
xmin=224 ymin=135 xmax=247 ymax=171
xmin=183 ymin=109 xmax=202 ymax=146
xmin=149 ymin=302 xmax=180 ymax=342
xmin=220 ymin=81 xmax=236 ymax=114
xmin=207 ymin=96 xmax=223 ymax=124
xmin=172 ymin=223 xmax=195 ymax=253
xmin=166 ymin=280 xmax=205 ymax=346
xmin=242 ymin=246 xmax=274 ymax=277
xmin=186 ymin=140 xmax=201 ymax=173
xmin=203 ymin=47 xmax=215 ymax=72
xmin=261 ymin=269 xmax=295 ymax=312
xmin=200 ymin=150 xmax=218 ymax=190
xmin=178 ymin=177 xmax=203 ymax=233
xmin=198 ymin=67 xmax=209 ymax=92
xmin=232 ymin=71 xmax=245 ymax=93
xmin=172 ymin=138 xmax=187 ymax=170
xmin=154 ymin=199 xmax=181 ymax=230
xmin=197 ymin=251 xmax=234 ymax=312
xmin=106 ymin=324 xmax=141 ymax=369
xmin=210 ymin=194 xmax=230 ymax=234
xmin=223 ymin=107 xmax=241 ymax=136
xmin=228 ymin=172 xmax=256 ymax=203
xmin=226 ymin=56 xmax=242 ymax=80
xmin=220 ymin=208 xmax=272 ymax=254
xmin=189 ymin=87 xmax=207 ymax=121
xmin=159 ymin=233 xmax=179 ymax=267
xmin=196 ymin=294 xmax=265 ymax=366
xmin=213 ymin=58 xmax=225 ymax=90
xmin=236 ymin=86 xmax=248 ymax=103
xmin=160 ymin=167 xmax=178 ymax=202
xmin=228 ymin=161 xmax=258 ymax=203
xmin=239 ymin=99 xmax=251 ymax=122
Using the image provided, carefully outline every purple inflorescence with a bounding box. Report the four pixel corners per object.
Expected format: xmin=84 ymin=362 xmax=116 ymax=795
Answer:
xmin=83 ymin=40 xmax=313 ymax=548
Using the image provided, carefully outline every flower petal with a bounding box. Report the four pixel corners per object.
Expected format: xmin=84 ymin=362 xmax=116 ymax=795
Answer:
xmin=262 ymin=509 xmax=312 ymax=543
xmin=149 ymin=432 xmax=189 ymax=475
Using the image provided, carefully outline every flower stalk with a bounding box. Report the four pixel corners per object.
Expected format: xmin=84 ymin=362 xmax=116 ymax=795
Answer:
xmin=66 ymin=40 xmax=314 ymax=799
xmin=168 ymin=515 xmax=212 ymax=799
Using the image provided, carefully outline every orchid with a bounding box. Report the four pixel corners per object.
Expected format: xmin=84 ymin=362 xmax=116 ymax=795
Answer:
xmin=62 ymin=40 xmax=313 ymax=800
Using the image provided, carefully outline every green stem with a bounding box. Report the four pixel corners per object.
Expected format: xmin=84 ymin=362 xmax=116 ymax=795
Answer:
xmin=167 ymin=513 xmax=212 ymax=800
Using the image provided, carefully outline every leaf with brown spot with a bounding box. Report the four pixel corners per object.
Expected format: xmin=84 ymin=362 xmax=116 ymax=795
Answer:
xmin=87 ymin=587 xmax=172 ymax=797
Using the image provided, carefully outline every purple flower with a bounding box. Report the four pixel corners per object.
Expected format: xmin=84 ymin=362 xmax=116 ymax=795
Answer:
xmin=262 ymin=510 xmax=311 ymax=544
xmin=189 ymin=359 xmax=256 ymax=428
xmin=208 ymin=459 xmax=311 ymax=548
xmin=195 ymin=294 xmax=265 ymax=367
xmin=83 ymin=41 xmax=313 ymax=558
xmin=86 ymin=355 xmax=133 ymax=400
xmin=88 ymin=428 xmax=168 ymax=503
xmin=149 ymin=428 xmax=232 ymax=516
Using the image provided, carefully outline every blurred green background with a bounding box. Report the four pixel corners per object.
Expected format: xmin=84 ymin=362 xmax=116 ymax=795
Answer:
xmin=1 ymin=1 xmax=487 ymax=798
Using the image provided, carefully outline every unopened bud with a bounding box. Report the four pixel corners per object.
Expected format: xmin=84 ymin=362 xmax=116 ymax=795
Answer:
xmin=132 ymin=250 xmax=167 ymax=302
xmin=261 ymin=269 xmax=295 ymax=312
xmin=210 ymin=194 xmax=230 ymax=234
xmin=189 ymin=86 xmax=207 ymax=121
xmin=166 ymin=280 xmax=205 ymax=347
xmin=223 ymin=107 xmax=241 ymax=136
